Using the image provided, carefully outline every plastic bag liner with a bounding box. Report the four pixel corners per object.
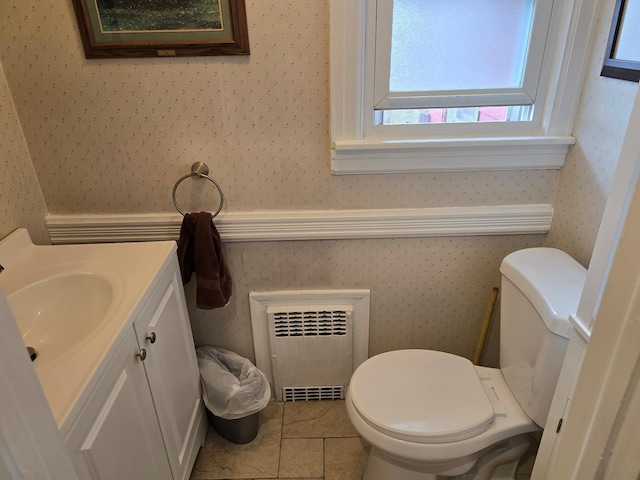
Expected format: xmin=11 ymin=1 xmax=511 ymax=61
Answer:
xmin=196 ymin=346 xmax=271 ymax=420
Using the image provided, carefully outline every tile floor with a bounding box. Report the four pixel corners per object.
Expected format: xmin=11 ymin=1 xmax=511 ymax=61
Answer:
xmin=190 ymin=400 xmax=536 ymax=480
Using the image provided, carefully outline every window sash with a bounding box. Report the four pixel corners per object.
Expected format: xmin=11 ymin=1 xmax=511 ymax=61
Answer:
xmin=372 ymin=0 xmax=554 ymax=111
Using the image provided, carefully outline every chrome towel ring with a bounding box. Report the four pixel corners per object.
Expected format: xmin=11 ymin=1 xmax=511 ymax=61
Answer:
xmin=172 ymin=162 xmax=225 ymax=217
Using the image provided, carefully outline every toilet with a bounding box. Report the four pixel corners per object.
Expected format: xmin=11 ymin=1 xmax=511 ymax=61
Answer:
xmin=346 ymin=248 xmax=587 ymax=480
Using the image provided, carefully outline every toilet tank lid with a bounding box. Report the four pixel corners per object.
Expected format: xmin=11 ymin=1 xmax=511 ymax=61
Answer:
xmin=500 ymin=248 xmax=587 ymax=339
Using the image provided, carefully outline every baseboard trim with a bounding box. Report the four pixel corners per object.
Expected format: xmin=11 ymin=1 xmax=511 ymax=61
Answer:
xmin=46 ymin=205 xmax=553 ymax=244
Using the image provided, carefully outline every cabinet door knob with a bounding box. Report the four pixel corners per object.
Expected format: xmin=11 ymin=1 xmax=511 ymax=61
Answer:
xmin=136 ymin=348 xmax=147 ymax=361
xmin=146 ymin=332 xmax=157 ymax=344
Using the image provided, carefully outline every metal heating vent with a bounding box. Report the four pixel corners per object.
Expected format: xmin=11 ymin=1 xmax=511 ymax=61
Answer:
xmin=273 ymin=310 xmax=348 ymax=337
xmin=282 ymin=386 xmax=345 ymax=402
xmin=267 ymin=305 xmax=354 ymax=401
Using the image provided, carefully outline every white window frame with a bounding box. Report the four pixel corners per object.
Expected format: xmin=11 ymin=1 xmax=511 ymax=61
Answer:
xmin=330 ymin=0 xmax=599 ymax=174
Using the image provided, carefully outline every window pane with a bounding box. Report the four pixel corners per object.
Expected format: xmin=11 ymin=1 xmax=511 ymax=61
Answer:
xmin=379 ymin=105 xmax=534 ymax=124
xmin=390 ymin=0 xmax=535 ymax=93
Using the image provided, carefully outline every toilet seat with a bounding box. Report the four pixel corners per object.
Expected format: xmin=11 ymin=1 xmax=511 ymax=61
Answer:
xmin=349 ymin=350 xmax=495 ymax=444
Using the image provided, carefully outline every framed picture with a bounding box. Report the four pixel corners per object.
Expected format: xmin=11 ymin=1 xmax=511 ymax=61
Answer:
xmin=71 ymin=0 xmax=249 ymax=58
xmin=601 ymin=0 xmax=640 ymax=82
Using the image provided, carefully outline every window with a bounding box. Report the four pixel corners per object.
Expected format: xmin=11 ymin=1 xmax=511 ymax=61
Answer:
xmin=376 ymin=0 xmax=544 ymax=115
xmin=330 ymin=0 xmax=597 ymax=174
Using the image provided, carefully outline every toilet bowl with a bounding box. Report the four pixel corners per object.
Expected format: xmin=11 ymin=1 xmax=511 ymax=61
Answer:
xmin=346 ymin=248 xmax=587 ymax=479
xmin=346 ymin=351 xmax=537 ymax=480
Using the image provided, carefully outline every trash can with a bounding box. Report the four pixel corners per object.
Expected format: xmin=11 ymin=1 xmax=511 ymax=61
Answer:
xmin=196 ymin=346 xmax=271 ymax=444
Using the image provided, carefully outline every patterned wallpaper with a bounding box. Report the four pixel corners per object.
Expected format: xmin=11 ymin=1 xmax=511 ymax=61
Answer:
xmin=545 ymin=0 xmax=638 ymax=266
xmin=187 ymin=235 xmax=545 ymax=365
xmin=0 ymin=0 xmax=632 ymax=365
xmin=0 ymin=1 xmax=558 ymax=215
xmin=0 ymin=63 xmax=49 ymax=244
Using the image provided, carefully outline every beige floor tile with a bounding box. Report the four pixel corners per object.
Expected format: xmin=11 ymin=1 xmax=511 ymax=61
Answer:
xmin=190 ymin=403 xmax=283 ymax=480
xmin=283 ymin=400 xmax=359 ymax=438
xmin=278 ymin=438 xmax=324 ymax=478
xmin=324 ymin=437 xmax=369 ymax=480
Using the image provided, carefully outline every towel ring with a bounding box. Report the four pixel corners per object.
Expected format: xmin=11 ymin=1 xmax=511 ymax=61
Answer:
xmin=172 ymin=162 xmax=225 ymax=217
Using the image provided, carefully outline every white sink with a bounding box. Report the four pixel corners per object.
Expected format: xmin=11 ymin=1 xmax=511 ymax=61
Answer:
xmin=0 ymin=228 xmax=175 ymax=427
xmin=9 ymin=272 xmax=116 ymax=367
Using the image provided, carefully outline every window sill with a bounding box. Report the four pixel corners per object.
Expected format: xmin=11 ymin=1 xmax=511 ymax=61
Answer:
xmin=331 ymin=135 xmax=576 ymax=175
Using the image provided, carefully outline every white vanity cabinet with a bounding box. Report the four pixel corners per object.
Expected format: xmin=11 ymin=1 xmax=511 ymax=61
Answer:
xmin=64 ymin=327 xmax=174 ymax=480
xmin=132 ymin=263 xmax=207 ymax=480
xmin=64 ymin=257 xmax=207 ymax=480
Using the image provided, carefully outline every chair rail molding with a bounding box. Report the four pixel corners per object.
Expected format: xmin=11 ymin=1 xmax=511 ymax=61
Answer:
xmin=45 ymin=205 xmax=553 ymax=244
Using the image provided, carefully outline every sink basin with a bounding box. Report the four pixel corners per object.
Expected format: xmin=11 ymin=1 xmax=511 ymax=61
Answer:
xmin=8 ymin=272 xmax=116 ymax=367
xmin=0 ymin=228 xmax=175 ymax=427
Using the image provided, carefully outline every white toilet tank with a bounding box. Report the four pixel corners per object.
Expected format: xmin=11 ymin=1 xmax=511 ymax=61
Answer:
xmin=499 ymin=248 xmax=586 ymax=427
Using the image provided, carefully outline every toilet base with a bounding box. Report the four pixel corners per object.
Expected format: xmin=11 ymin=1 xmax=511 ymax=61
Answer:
xmin=362 ymin=435 xmax=531 ymax=480
xmin=363 ymin=446 xmax=467 ymax=480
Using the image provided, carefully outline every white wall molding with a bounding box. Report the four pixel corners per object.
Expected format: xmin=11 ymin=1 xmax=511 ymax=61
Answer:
xmin=46 ymin=204 xmax=553 ymax=244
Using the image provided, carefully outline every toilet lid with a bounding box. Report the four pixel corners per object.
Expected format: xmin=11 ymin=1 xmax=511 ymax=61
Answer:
xmin=349 ymin=350 xmax=495 ymax=444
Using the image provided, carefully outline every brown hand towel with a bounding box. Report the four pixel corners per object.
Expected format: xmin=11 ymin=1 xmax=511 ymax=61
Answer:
xmin=177 ymin=212 xmax=232 ymax=309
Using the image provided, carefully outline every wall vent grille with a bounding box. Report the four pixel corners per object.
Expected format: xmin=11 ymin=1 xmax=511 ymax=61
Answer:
xmin=266 ymin=304 xmax=355 ymax=402
xmin=282 ymin=386 xmax=345 ymax=402
xmin=250 ymin=290 xmax=370 ymax=403
xmin=273 ymin=310 xmax=348 ymax=337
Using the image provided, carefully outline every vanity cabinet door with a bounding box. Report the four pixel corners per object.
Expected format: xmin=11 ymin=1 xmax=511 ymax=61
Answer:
xmin=133 ymin=264 xmax=206 ymax=480
xmin=66 ymin=328 xmax=173 ymax=480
